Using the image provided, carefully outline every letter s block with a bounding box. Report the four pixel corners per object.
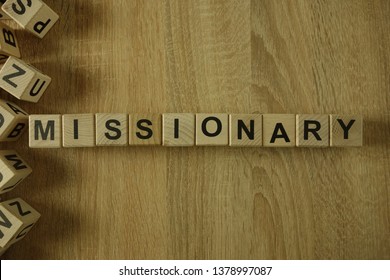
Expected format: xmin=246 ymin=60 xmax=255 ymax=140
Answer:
xmin=2 ymin=0 xmax=59 ymax=39
xmin=0 ymin=150 xmax=32 ymax=194
xmin=0 ymin=198 xmax=40 ymax=248
xmin=0 ymin=21 xmax=20 ymax=62
xmin=0 ymin=99 xmax=28 ymax=142
xmin=0 ymin=56 xmax=52 ymax=103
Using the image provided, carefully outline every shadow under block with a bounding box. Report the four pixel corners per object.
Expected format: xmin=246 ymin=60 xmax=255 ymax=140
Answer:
xmin=63 ymin=114 xmax=95 ymax=148
xmin=0 ymin=244 xmax=11 ymax=257
xmin=196 ymin=114 xmax=228 ymax=146
xmin=29 ymin=115 xmax=61 ymax=148
xmin=263 ymin=114 xmax=296 ymax=147
xmin=96 ymin=113 xmax=128 ymax=146
xmin=330 ymin=115 xmax=363 ymax=147
xmin=130 ymin=114 xmax=162 ymax=145
xmin=0 ymin=150 xmax=32 ymax=194
xmin=0 ymin=99 xmax=28 ymax=142
xmin=229 ymin=114 xmax=262 ymax=147
xmin=0 ymin=198 xmax=40 ymax=248
xmin=2 ymin=0 xmax=59 ymax=38
xmin=163 ymin=113 xmax=195 ymax=146
xmin=0 ymin=22 xmax=20 ymax=62
xmin=0 ymin=56 xmax=52 ymax=103
xmin=296 ymin=114 xmax=329 ymax=147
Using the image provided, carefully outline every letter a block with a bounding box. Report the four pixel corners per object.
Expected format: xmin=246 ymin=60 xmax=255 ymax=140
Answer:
xmin=0 ymin=150 xmax=32 ymax=194
xmin=263 ymin=114 xmax=296 ymax=147
xmin=296 ymin=114 xmax=329 ymax=147
xmin=196 ymin=114 xmax=228 ymax=146
xmin=29 ymin=114 xmax=61 ymax=148
xmin=0 ymin=198 xmax=40 ymax=248
xmin=330 ymin=115 xmax=363 ymax=147
xmin=0 ymin=56 xmax=52 ymax=103
xmin=0 ymin=21 xmax=20 ymax=62
xmin=0 ymin=99 xmax=28 ymax=142
xmin=2 ymin=0 xmax=59 ymax=39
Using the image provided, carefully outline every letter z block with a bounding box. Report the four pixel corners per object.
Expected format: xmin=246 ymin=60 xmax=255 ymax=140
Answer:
xmin=29 ymin=114 xmax=61 ymax=148
xmin=0 ymin=150 xmax=32 ymax=194
xmin=0 ymin=21 xmax=20 ymax=62
xmin=0 ymin=99 xmax=28 ymax=142
xmin=0 ymin=198 xmax=40 ymax=248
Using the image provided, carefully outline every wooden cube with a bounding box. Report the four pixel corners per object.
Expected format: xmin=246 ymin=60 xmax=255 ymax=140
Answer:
xmin=2 ymin=0 xmax=59 ymax=38
xmin=162 ymin=113 xmax=194 ymax=146
xmin=263 ymin=114 xmax=296 ymax=147
xmin=0 ymin=57 xmax=51 ymax=103
xmin=196 ymin=114 xmax=228 ymax=146
xmin=96 ymin=113 xmax=128 ymax=146
xmin=296 ymin=114 xmax=329 ymax=147
xmin=0 ymin=198 xmax=40 ymax=248
xmin=330 ymin=115 xmax=363 ymax=147
xmin=0 ymin=1 xmax=11 ymax=20
xmin=63 ymin=114 xmax=95 ymax=148
xmin=229 ymin=114 xmax=262 ymax=147
xmin=0 ymin=150 xmax=32 ymax=194
xmin=0 ymin=99 xmax=28 ymax=142
xmin=0 ymin=22 xmax=20 ymax=62
xmin=29 ymin=114 xmax=61 ymax=148
xmin=129 ymin=114 xmax=161 ymax=146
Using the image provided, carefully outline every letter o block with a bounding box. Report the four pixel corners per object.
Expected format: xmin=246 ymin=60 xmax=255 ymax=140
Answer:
xmin=196 ymin=114 xmax=228 ymax=146
xmin=0 ymin=21 xmax=20 ymax=62
xmin=0 ymin=99 xmax=28 ymax=142
xmin=0 ymin=56 xmax=52 ymax=103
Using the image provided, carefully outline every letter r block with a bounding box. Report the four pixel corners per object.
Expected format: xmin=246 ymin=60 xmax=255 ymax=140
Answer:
xmin=296 ymin=114 xmax=329 ymax=147
xmin=29 ymin=114 xmax=61 ymax=148
xmin=0 ymin=56 xmax=52 ymax=103
xmin=0 ymin=99 xmax=28 ymax=142
xmin=0 ymin=21 xmax=20 ymax=62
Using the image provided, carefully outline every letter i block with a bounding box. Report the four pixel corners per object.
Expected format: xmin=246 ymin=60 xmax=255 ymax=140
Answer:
xmin=2 ymin=0 xmax=59 ymax=39
xmin=163 ymin=113 xmax=194 ymax=146
xmin=0 ymin=99 xmax=28 ymax=142
xmin=0 ymin=150 xmax=32 ymax=194
xmin=63 ymin=114 xmax=95 ymax=147
xmin=0 ymin=198 xmax=40 ymax=248
xmin=29 ymin=114 xmax=61 ymax=148
xmin=330 ymin=115 xmax=363 ymax=147
xmin=0 ymin=21 xmax=20 ymax=62
xmin=0 ymin=56 xmax=52 ymax=103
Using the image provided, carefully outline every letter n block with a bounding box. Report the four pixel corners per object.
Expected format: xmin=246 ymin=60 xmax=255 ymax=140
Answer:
xmin=229 ymin=114 xmax=262 ymax=147
xmin=0 ymin=198 xmax=40 ymax=248
xmin=0 ymin=56 xmax=52 ymax=103
xmin=0 ymin=21 xmax=20 ymax=62
xmin=296 ymin=114 xmax=329 ymax=147
xmin=330 ymin=115 xmax=363 ymax=147
xmin=0 ymin=150 xmax=32 ymax=194
xmin=29 ymin=114 xmax=61 ymax=148
xmin=0 ymin=99 xmax=28 ymax=142
xmin=2 ymin=0 xmax=59 ymax=39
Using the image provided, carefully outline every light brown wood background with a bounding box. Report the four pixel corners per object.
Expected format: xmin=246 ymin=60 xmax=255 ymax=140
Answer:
xmin=1 ymin=0 xmax=389 ymax=260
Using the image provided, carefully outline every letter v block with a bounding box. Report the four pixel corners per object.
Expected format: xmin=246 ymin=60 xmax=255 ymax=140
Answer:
xmin=0 ymin=150 xmax=32 ymax=194
xmin=0 ymin=198 xmax=40 ymax=248
xmin=0 ymin=21 xmax=20 ymax=62
xmin=0 ymin=99 xmax=28 ymax=142
xmin=0 ymin=56 xmax=52 ymax=103
xmin=29 ymin=114 xmax=61 ymax=148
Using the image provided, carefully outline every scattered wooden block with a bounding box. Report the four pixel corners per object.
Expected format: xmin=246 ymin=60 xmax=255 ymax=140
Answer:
xmin=296 ymin=114 xmax=329 ymax=147
xmin=196 ymin=114 xmax=228 ymax=146
xmin=0 ymin=150 xmax=32 ymax=194
xmin=0 ymin=1 xmax=11 ymax=20
xmin=0 ymin=198 xmax=40 ymax=248
xmin=29 ymin=114 xmax=61 ymax=148
xmin=0 ymin=99 xmax=28 ymax=142
xmin=330 ymin=115 xmax=363 ymax=147
xmin=129 ymin=114 xmax=161 ymax=146
xmin=63 ymin=114 xmax=95 ymax=148
xmin=0 ymin=56 xmax=52 ymax=103
xmin=2 ymin=0 xmax=59 ymax=38
xmin=96 ymin=113 xmax=128 ymax=146
xmin=0 ymin=22 xmax=20 ymax=62
xmin=229 ymin=114 xmax=262 ymax=147
xmin=162 ymin=113 xmax=195 ymax=146
xmin=263 ymin=114 xmax=296 ymax=147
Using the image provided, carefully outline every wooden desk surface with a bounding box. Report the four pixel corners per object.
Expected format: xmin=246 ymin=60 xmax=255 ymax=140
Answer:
xmin=1 ymin=0 xmax=389 ymax=260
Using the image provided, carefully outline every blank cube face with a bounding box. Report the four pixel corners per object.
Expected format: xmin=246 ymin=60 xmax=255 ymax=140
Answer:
xmin=330 ymin=115 xmax=363 ymax=147
xmin=0 ymin=150 xmax=32 ymax=194
xmin=163 ymin=113 xmax=194 ymax=146
xmin=196 ymin=114 xmax=228 ymax=146
xmin=129 ymin=114 xmax=162 ymax=146
xmin=229 ymin=114 xmax=262 ymax=147
xmin=296 ymin=114 xmax=329 ymax=147
xmin=0 ymin=22 xmax=20 ymax=61
xmin=63 ymin=114 xmax=95 ymax=147
xmin=96 ymin=114 xmax=128 ymax=146
xmin=263 ymin=114 xmax=296 ymax=147
xmin=0 ymin=57 xmax=51 ymax=103
xmin=29 ymin=115 xmax=61 ymax=148
xmin=0 ymin=99 xmax=28 ymax=142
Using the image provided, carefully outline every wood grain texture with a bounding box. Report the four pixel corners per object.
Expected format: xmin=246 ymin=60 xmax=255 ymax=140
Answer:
xmin=0 ymin=0 xmax=389 ymax=259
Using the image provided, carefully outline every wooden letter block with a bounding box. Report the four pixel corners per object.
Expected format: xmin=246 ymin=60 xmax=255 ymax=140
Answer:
xmin=0 ymin=22 xmax=20 ymax=62
xmin=229 ymin=114 xmax=262 ymax=147
xmin=0 ymin=150 xmax=32 ymax=194
xmin=0 ymin=99 xmax=28 ymax=142
xmin=0 ymin=57 xmax=52 ymax=103
xmin=29 ymin=114 xmax=61 ymax=148
xmin=196 ymin=114 xmax=228 ymax=146
xmin=0 ymin=198 xmax=40 ymax=248
xmin=0 ymin=1 xmax=11 ymax=20
xmin=63 ymin=114 xmax=95 ymax=148
xmin=296 ymin=114 xmax=329 ymax=147
xmin=2 ymin=0 xmax=59 ymax=38
xmin=129 ymin=114 xmax=161 ymax=145
xmin=330 ymin=115 xmax=363 ymax=147
xmin=96 ymin=113 xmax=128 ymax=146
xmin=263 ymin=114 xmax=296 ymax=147
xmin=162 ymin=113 xmax=194 ymax=146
